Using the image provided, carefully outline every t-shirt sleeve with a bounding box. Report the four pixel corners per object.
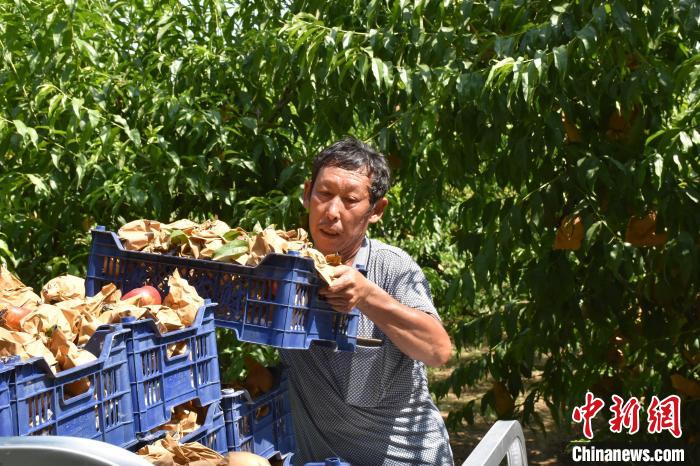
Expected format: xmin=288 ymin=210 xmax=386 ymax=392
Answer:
xmin=383 ymin=251 xmax=440 ymax=319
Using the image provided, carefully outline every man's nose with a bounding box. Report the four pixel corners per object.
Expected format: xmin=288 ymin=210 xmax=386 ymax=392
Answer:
xmin=325 ymin=196 xmax=341 ymax=221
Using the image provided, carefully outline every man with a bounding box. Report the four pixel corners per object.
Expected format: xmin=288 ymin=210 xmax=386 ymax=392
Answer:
xmin=281 ymin=137 xmax=454 ymax=465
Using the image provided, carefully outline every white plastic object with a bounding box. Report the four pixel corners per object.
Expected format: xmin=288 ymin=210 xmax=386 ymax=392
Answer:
xmin=461 ymin=420 xmax=528 ymax=466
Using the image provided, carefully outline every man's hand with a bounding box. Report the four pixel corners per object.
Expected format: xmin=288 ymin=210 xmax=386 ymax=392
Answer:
xmin=319 ymin=265 xmax=370 ymax=313
xmin=320 ymin=264 xmax=453 ymax=367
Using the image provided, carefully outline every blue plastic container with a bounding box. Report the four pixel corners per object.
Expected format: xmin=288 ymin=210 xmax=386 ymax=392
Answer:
xmin=10 ymin=325 xmax=137 ymax=448
xmin=0 ymin=357 xmax=18 ymax=436
xmin=119 ymin=302 xmax=221 ymax=434
xmin=180 ymin=400 xmax=228 ymax=454
xmin=86 ymin=227 xmax=359 ymax=351
xmin=304 ymin=459 xmax=351 ymax=466
xmin=222 ymin=373 xmax=294 ymax=458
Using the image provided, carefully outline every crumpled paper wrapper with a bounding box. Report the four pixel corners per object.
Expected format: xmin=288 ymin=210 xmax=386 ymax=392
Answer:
xmin=118 ymin=219 xmax=342 ymax=283
xmin=163 ymin=270 xmax=204 ymax=328
xmin=0 ymin=268 xmax=205 ymax=392
xmin=119 ymin=219 xmax=166 ymax=252
xmin=137 ymin=434 xmax=223 ymax=465
xmin=48 ymin=329 xmax=97 ymax=396
xmin=0 ymin=266 xmax=41 ymax=310
xmin=236 ymin=357 xmax=274 ymax=400
xmin=0 ymin=327 xmax=58 ymax=371
xmin=97 ymin=303 xmax=147 ymax=324
xmin=41 ymin=275 xmax=85 ymax=304
xmin=76 ymin=313 xmax=102 ymax=345
xmin=154 ymin=401 xmax=200 ymax=439
xmin=84 ymin=283 xmax=122 ymax=315
xmin=0 ymin=266 xmax=26 ymax=291
xmin=303 ymin=249 xmax=341 ymax=285
xmin=21 ymin=304 xmax=74 ymax=340
xmin=143 ymin=306 xmax=187 ymax=335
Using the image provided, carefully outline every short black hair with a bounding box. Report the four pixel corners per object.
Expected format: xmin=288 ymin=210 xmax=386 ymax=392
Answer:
xmin=311 ymin=137 xmax=391 ymax=205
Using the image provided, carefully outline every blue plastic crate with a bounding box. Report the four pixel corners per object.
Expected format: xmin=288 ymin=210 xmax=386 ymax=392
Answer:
xmin=304 ymin=459 xmax=351 ymax=466
xmin=86 ymin=227 xmax=359 ymax=351
xmin=118 ymin=302 xmax=221 ymax=434
xmin=222 ymin=373 xmax=294 ymax=459
xmin=0 ymin=357 xmax=18 ymax=436
xmin=180 ymin=400 xmax=227 ymax=454
xmin=10 ymin=325 xmax=137 ymax=448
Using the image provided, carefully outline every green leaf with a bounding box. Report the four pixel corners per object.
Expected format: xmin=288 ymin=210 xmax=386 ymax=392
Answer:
xmin=212 ymin=239 xmax=249 ymax=262
xmin=485 ymin=57 xmax=515 ymax=89
xmin=48 ymin=94 xmax=64 ymax=117
xmin=223 ymin=229 xmax=245 ymax=241
xmin=241 ymin=117 xmax=257 ymax=131
xmin=157 ymin=22 xmax=173 ymax=42
xmin=679 ymin=131 xmax=693 ymax=151
xmin=26 ymin=174 xmax=49 ymax=194
xmin=576 ymin=25 xmax=597 ymax=51
xmin=585 ymin=220 xmax=603 ymax=245
xmin=553 ymin=45 xmax=567 ymax=77
xmin=74 ymin=38 xmax=98 ymax=64
xmin=169 ymin=229 xmax=188 ymax=245
xmin=13 ymin=120 xmax=38 ymax=147
xmin=371 ymin=57 xmax=384 ymax=87
xmin=611 ymin=1 xmax=631 ymax=33
xmin=0 ymin=238 xmax=16 ymax=266
xmin=71 ymin=97 xmax=83 ymax=118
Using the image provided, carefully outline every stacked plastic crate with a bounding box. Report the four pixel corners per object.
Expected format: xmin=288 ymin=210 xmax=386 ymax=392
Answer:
xmin=83 ymin=226 xmax=362 ymax=462
xmin=1 ymin=326 xmax=138 ymax=449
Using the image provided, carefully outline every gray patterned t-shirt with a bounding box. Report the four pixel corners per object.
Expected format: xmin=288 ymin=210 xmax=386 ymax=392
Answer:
xmin=280 ymin=238 xmax=454 ymax=465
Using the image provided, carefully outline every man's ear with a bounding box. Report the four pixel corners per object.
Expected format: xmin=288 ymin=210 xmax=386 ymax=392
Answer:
xmin=302 ymin=180 xmax=312 ymax=210
xmin=368 ymin=197 xmax=388 ymax=224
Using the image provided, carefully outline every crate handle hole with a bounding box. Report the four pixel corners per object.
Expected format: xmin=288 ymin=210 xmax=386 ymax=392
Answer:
xmin=167 ymin=341 xmax=190 ymax=359
xmin=61 ymin=378 xmax=93 ymax=404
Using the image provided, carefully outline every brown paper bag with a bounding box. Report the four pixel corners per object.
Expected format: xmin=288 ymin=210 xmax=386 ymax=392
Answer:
xmin=138 ymin=440 xmax=176 ymax=466
xmin=200 ymin=219 xmax=231 ymax=238
xmin=138 ymin=434 xmax=223 ymax=465
xmin=0 ymin=266 xmax=26 ymax=291
xmin=21 ymin=304 xmax=74 ymax=340
xmin=54 ymin=298 xmax=88 ymax=332
xmin=119 ymin=219 xmax=163 ymax=251
xmin=0 ymin=329 xmax=58 ymax=372
xmin=163 ymin=270 xmax=203 ymax=328
xmin=0 ymin=287 xmax=42 ymax=310
xmin=156 ymin=402 xmax=200 ymax=439
xmin=84 ymin=283 xmax=122 ymax=315
xmin=41 ymin=275 xmax=86 ymax=304
xmin=0 ymin=327 xmax=36 ymax=358
xmin=144 ymin=307 xmax=185 ymax=334
xmin=23 ymin=337 xmax=58 ymax=370
xmin=76 ymin=314 xmax=102 ymax=345
xmin=164 ymin=219 xmax=199 ymax=233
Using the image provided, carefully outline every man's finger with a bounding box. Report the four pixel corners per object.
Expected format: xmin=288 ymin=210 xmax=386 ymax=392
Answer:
xmin=327 ymin=276 xmax=352 ymax=293
xmin=331 ymin=265 xmax=352 ymax=278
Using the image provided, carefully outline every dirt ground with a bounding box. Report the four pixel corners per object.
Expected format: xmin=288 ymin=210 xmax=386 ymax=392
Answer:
xmin=430 ymin=353 xmax=575 ymax=465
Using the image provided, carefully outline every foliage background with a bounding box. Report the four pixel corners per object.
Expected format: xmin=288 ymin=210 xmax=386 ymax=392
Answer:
xmin=1 ymin=0 xmax=698 ymax=454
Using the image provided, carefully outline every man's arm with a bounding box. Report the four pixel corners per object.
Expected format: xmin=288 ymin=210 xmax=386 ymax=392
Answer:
xmin=320 ymin=265 xmax=453 ymax=367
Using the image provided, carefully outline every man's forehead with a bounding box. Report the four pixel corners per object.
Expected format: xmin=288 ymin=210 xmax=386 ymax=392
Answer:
xmin=316 ymin=166 xmax=371 ymax=189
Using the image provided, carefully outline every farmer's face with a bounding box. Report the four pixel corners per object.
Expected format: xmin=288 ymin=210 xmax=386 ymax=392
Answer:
xmin=304 ymin=166 xmax=386 ymax=263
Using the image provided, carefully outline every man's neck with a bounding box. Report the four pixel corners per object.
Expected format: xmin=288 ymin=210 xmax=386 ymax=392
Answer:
xmin=341 ymin=236 xmax=367 ymax=266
